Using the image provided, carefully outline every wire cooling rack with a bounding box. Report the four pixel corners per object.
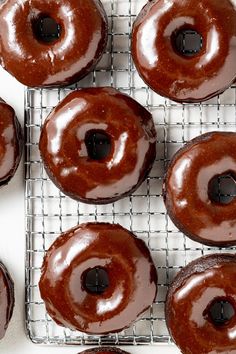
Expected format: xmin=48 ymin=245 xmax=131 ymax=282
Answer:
xmin=25 ymin=0 xmax=236 ymax=346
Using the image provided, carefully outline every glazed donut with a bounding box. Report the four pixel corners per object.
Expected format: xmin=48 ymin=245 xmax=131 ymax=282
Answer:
xmin=39 ymin=222 xmax=157 ymax=334
xmin=132 ymin=0 xmax=236 ymax=103
xmin=0 ymin=262 xmax=14 ymax=340
xmin=0 ymin=99 xmax=22 ymax=187
xmin=163 ymin=132 xmax=236 ymax=247
xmin=166 ymin=254 xmax=236 ymax=354
xmin=39 ymin=87 xmax=156 ymax=204
xmin=0 ymin=0 xmax=108 ymax=87
xmin=79 ymin=347 xmax=131 ymax=354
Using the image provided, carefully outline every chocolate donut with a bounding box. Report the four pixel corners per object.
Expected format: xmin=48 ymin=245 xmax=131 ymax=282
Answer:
xmin=132 ymin=0 xmax=236 ymax=103
xmin=0 ymin=0 xmax=108 ymax=87
xmin=163 ymin=132 xmax=236 ymax=247
xmin=39 ymin=222 xmax=157 ymax=334
xmin=0 ymin=99 xmax=22 ymax=187
xmin=166 ymin=254 xmax=236 ymax=354
xmin=39 ymin=87 xmax=156 ymax=204
xmin=78 ymin=348 xmax=131 ymax=354
xmin=0 ymin=262 xmax=14 ymax=340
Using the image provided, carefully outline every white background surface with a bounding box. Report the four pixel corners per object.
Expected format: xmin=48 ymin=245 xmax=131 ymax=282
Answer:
xmin=1 ymin=1 xmax=235 ymax=352
xmin=0 ymin=68 xmax=180 ymax=354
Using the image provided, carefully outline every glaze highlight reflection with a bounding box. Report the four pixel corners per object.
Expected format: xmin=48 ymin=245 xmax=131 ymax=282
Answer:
xmin=166 ymin=254 xmax=236 ymax=354
xmin=0 ymin=262 xmax=14 ymax=340
xmin=163 ymin=132 xmax=236 ymax=247
xmin=132 ymin=0 xmax=236 ymax=103
xmin=0 ymin=99 xmax=22 ymax=187
xmin=39 ymin=222 xmax=158 ymax=334
xmin=39 ymin=87 xmax=157 ymax=204
xmin=0 ymin=0 xmax=108 ymax=87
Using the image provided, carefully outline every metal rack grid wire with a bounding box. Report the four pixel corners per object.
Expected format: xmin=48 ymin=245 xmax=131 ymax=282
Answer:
xmin=25 ymin=0 xmax=236 ymax=346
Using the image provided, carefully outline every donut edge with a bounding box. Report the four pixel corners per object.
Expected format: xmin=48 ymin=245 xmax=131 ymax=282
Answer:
xmin=39 ymin=222 xmax=158 ymax=334
xmin=163 ymin=131 xmax=236 ymax=247
xmin=39 ymin=87 xmax=157 ymax=204
xmin=0 ymin=261 xmax=15 ymax=340
xmin=165 ymin=253 xmax=236 ymax=337
xmin=131 ymin=0 xmax=236 ymax=103
xmin=0 ymin=99 xmax=23 ymax=187
xmin=78 ymin=347 xmax=131 ymax=354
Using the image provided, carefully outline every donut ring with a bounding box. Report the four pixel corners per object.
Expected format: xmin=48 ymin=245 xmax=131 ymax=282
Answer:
xmin=0 ymin=99 xmax=22 ymax=187
xmin=0 ymin=0 xmax=108 ymax=87
xmin=39 ymin=87 xmax=157 ymax=204
xmin=0 ymin=262 xmax=14 ymax=340
xmin=79 ymin=348 xmax=131 ymax=354
xmin=163 ymin=132 xmax=236 ymax=247
xmin=166 ymin=254 xmax=236 ymax=354
xmin=132 ymin=0 xmax=236 ymax=102
xmin=39 ymin=222 xmax=158 ymax=334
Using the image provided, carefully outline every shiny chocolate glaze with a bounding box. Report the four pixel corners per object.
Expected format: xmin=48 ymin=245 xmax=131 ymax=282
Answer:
xmin=132 ymin=0 xmax=236 ymax=103
xmin=163 ymin=132 xmax=236 ymax=247
xmin=78 ymin=347 xmax=131 ymax=354
xmin=0 ymin=262 xmax=14 ymax=340
xmin=0 ymin=99 xmax=22 ymax=187
xmin=39 ymin=87 xmax=157 ymax=204
xmin=166 ymin=254 xmax=236 ymax=354
xmin=39 ymin=222 xmax=158 ymax=334
xmin=0 ymin=0 xmax=108 ymax=88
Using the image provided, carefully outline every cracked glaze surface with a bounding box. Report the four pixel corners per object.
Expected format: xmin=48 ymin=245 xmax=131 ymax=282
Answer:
xmin=163 ymin=132 xmax=236 ymax=247
xmin=39 ymin=87 xmax=157 ymax=204
xmin=0 ymin=0 xmax=108 ymax=87
xmin=132 ymin=0 xmax=236 ymax=102
xmin=39 ymin=222 xmax=157 ymax=334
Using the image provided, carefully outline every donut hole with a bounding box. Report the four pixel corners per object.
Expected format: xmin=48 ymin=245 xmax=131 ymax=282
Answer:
xmin=173 ymin=28 xmax=203 ymax=57
xmin=32 ymin=15 xmax=61 ymax=44
xmin=206 ymin=298 xmax=235 ymax=326
xmin=83 ymin=267 xmax=109 ymax=295
xmin=85 ymin=130 xmax=111 ymax=161
xmin=208 ymin=174 xmax=236 ymax=204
